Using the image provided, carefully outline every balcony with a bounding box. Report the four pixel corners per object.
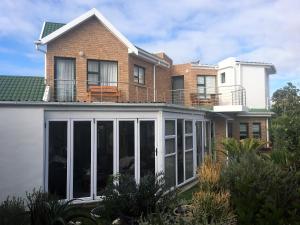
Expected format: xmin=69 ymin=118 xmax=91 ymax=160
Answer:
xmin=44 ymin=80 xmax=246 ymax=111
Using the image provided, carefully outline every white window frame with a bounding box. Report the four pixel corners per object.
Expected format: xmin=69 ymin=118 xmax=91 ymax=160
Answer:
xmin=184 ymin=120 xmax=194 ymax=182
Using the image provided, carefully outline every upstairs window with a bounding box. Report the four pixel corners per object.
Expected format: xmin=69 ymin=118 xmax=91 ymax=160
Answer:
xmin=252 ymin=123 xmax=261 ymax=139
xmin=197 ymin=75 xmax=216 ymax=98
xmin=134 ymin=65 xmax=145 ymax=85
xmin=240 ymin=123 xmax=249 ymax=139
xmin=87 ymin=60 xmax=117 ymax=86
xmin=221 ymin=72 xmax=226 ymax=83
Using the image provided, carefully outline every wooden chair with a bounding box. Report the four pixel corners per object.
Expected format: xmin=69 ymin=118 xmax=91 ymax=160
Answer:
xmin=88 ymin=86 xmax=121 ymax=102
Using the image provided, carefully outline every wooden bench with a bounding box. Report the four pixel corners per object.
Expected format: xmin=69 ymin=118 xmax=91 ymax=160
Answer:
xmin=88 ymin=86 xmax=121 ymax=102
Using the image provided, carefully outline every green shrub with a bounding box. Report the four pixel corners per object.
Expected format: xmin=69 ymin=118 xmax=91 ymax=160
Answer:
xmin=221 ymin=138 xmax=264 ymax=161
xmin=92 ymin=173 xmax=177 ymax=223
xmin=0 ymin=196 xmax=27 ymax=225
xmin=26 ymin=189 xmax=96 ymax=225
xmin=221 ymin=153 xmax=300 ymax=225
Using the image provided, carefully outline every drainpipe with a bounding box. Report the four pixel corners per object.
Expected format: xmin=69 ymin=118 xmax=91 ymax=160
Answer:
xmin=35 ymin=41 xmax=47 ymax=80
xmin=153 ymin=64 xmax=156 ymax=102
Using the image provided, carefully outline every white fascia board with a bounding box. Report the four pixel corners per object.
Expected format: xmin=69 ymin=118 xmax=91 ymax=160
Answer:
xmin=39 ymin=21 xmax=46 ymax=40
xmin=39 ymin=8 xmax=138 ymax=55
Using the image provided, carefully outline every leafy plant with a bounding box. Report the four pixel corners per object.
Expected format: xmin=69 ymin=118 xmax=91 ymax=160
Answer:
xmin=220 ymin=152 xmax=300 ymax=225
xmin=26 ymin=189 xmax=96 ymax=225
xmin=92 ymin=173 xmax=177 ymax=224
xmin=221 ymin=138 xmax=265 ymax=160
xmin=0 ymin=196 xmax=27 ymax=225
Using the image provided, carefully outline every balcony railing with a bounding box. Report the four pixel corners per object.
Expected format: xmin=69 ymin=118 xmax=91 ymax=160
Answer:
xmin=44 ymin=80 xmax=246 ymax=108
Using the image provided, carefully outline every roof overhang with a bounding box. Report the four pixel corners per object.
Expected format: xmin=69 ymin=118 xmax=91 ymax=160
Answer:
xmin=213 ymin=105 xmax=248 ymax=113
xmin=236 ymin=61 xmax=276 ymax=74
xmin=37 ymin=8 xmax=138 ymax=55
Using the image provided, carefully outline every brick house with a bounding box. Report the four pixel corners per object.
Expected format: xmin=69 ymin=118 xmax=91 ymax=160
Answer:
xmin=0 ymin=8 xmax=275 ymax=201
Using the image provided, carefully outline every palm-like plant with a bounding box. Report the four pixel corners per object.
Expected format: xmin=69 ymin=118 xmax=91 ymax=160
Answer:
xmin=26 ymin=189 xmax=96 ymax=225
xmin=221 ymin=138 xmax=265 ymax=160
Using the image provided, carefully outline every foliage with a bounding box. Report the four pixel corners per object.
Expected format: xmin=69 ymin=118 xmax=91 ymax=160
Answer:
xmin=26 ymin=189 xmax=96 ymax=225
xmin=271 ymin=82 xmax=300 ymax=152
xmin=0 ymin=196 xmax=27 ymax=225
xmin=197 ymin=157 xmax=223 ymax=192
xmin=272 ymin=82 xmax=300 ymax=116
xmin=92 ymin=173 xmax=177 ymax=223
xmin=221 ymin=138 xmax=265 ymax=160
xmin=220 ymin=152 xmax=300 ymax=225
xmin=191 ymin=191 xmax=236 ymax=225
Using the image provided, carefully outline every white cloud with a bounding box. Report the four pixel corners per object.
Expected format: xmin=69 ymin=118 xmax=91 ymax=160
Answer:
xmin=0 ymin=0 xmax=299 ymax=89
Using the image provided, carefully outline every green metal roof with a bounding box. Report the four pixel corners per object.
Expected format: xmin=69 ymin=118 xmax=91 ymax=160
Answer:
xmin=41 ymin=22 xmax=65 ymax=38
xmin=0 ymin=76 xmax=45 ymax=101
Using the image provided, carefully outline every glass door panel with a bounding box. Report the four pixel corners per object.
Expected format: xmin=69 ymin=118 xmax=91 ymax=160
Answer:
xmin=48 ymin=121 xmax=68 ymax=199
xmin=196 ymin=121 xmax=203 ymax=167
xmin=96 ymin=121 xmax=113 ymax=195
xmin=177 ymin=119 xmax=184 ymax=184
xmin=119 ymin=121 xmax=135 ymax=176
xmin=73 ymin=121 xmax=91 ymax=198
xmin=140 ymin=121 xmax=155 ymax=177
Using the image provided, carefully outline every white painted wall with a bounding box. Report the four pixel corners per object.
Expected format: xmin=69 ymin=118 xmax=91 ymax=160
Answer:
xmin=0 ymin=107 xmax=44 ymax=201
xmin=241 ymin=66 xmax=267 ymax=108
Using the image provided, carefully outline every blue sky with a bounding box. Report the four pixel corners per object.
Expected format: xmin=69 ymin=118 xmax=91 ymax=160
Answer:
xmin=0 ymin=0 xmax=299 ymax=94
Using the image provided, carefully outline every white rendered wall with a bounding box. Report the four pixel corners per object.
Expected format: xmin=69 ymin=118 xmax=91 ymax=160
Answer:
xmin=241 ymin=66 xmax=267 ymax=108
xmin=0 ymin=107 xmax=44 ymax=201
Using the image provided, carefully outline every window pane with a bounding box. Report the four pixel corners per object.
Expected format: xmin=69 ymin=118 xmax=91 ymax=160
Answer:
xmin=73 ymin=121 xmax=91 ymax=198
xmin=48 ymin=121 xmax=68 ymax=199
xmin=252 ymin=123 xmax=261 ymax=139
xmin=134 ymin=76 xmax=139 ymax=83
xmin=88 ymin=73 xmax=99 ymax=85
xmin=165 ymin=138 xmax=175 ymax=154
xmin=185 ymin=136 xmax=193 ymax=150
xmin=100 ymin=61 xmax=117 ymax=86
xmin=240 ymin=123 xmax=248 ymax=139
xmin=139 ymin=72 xmax=145 ymax=84
xmin=134 ymin=66 xmax=139 ymax=76
xmin=119 ymin=121 xmax=135 ymax=176
xmin=227 ymin=122 xmax=233 ymax=138
xmin=197 ymin=87 xmax=205 ymax=95
xmin=165 ymin=155 xmax=176 ymax=188
xmin=88 ymin=61 xmax=99 ymax=72
xmin=205 ymin=121 xmax=211 ymax=154
xmin=97 ymin=121 xmax=113 ymax=196
xmin=165 ymin=120 xmax=175 ymax=136
xmin=177 ymin=119 xmax=184 ymax=184
xmin=140 ymin=121 xmax=155 ymax=177
xmin=196 ymin=121 xmax=203 ymax=167
xmin=185 ymin=151 xmax=193 ymax=179
xmin=197 ymin=76 xmax=205 ymax=85
xmin=185 ymin=121 xmax=192 ymax=133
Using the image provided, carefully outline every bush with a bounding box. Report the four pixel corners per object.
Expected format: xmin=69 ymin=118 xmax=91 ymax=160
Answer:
xmin=220 ymin=152 xmax=300 ymax=225
xmin=26 ymin=189 xmax=96 ymax=225
xmin=197 ymin=157 xmax=223 ymax=192
xmin=221 ymin=138 xmax=265 ymax=160
xmin=93 ymin=173 xmax=177 ymax=223
xmin=0 ymin=196 xmax=27 ymax=225
xmin=191 ymin=191 xmax=236 ymax=225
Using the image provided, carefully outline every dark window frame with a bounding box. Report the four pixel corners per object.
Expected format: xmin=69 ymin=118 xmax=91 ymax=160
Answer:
xmin=240 ymin=123 xmax=249 ymax=139
xmin=221 ymin=72 xmax=226 ymax=83
xmin=252 ymin=123 xmax=261 ymax=139
xmin=87 ymin=59 xmax=118 ymax=86
xmin=133 ymin=65 xmax=145 ymax=85
xmin=197 ymin=75 xmax=215 ymax=98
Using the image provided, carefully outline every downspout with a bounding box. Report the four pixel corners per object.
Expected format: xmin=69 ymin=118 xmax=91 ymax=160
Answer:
xmin=266 ymin=118 xmax=269 ymax=148
xmin=153 ymin=64 xmax=156 ymax=102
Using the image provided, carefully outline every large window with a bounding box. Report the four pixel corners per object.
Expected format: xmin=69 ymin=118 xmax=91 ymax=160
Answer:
xmin=48 ymin=121 xmax=68 ymax=199
xmin=119 ymin=121 xmax=135 ymax=176
xmin=134 ymin=65 xmax=145 ymax=85
xmin=252 ymin=123 xmax=261 ymax=139
xmin=197 ymin=75 xmax=216 ymax=99
xmin=221 ymin=72 xmax=226 ymax=83
xmin=97 ymin=121 xmax=113 ymax=195
xmin=87 ymin=60 xmax=117 ymax=86
xmin=240 ymin=123 xmax=249 ymax=139
xmin=185 ymin=120 xmax=193 ymax=180
xmin=165 ymin=120 xmax=176 ymax=187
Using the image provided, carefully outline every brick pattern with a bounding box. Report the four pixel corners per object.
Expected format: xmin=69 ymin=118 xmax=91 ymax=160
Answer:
xmin=171 ymin=64 xmax=217 ymax=106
